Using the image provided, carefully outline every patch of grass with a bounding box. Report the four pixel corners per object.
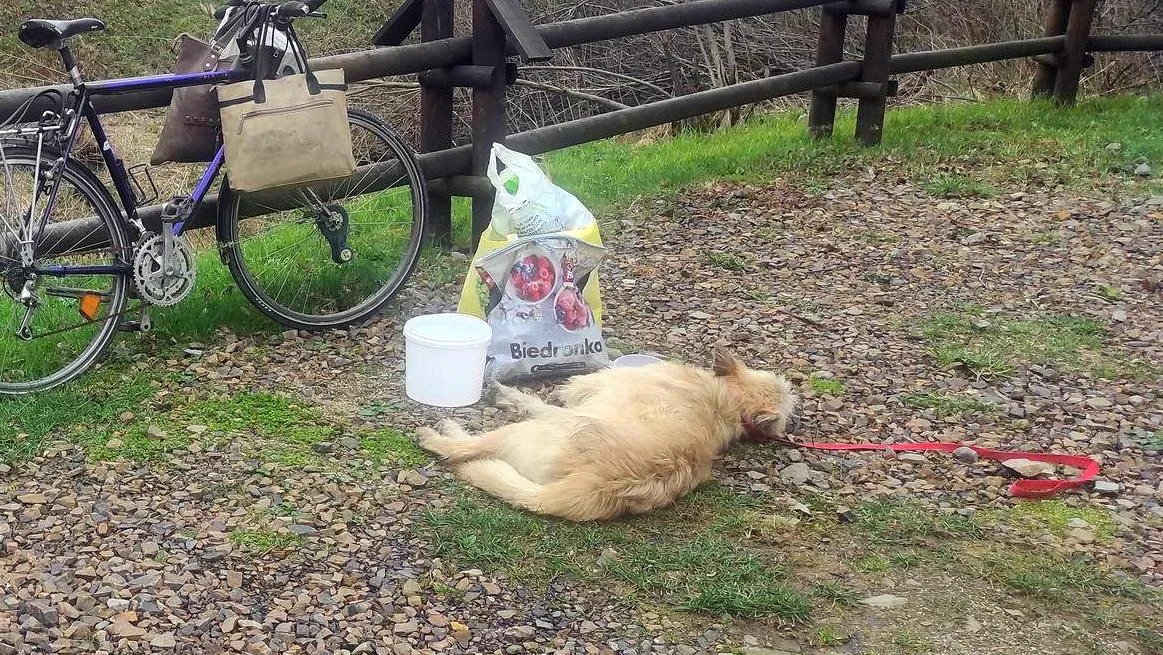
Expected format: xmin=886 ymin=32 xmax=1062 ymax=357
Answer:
xmin=705 ymin=251 xmax=750 ymax=272
xmin=852 ymin=554 xmax=892 ymax=574
xmin=812 ymin=582 xmax=859 ymax=607
xmin=1093 ymin=283 xmax=1124 ymax=301
xmin=360 ymin=429 xmax=429 ymax=467
xmin=855 ymin=500 xmax=982 ymax=545
xmin=924 ymin=174 xmax=997 ymax=198
xmin=426 ymin=484 xmax=810 ymax=621
xmin=901 ymin=392 xmax=995 ymax=416
xmin=810 ymin=624 xmax=848 ymax=647
xmin=227 ymin=529 xmax=303 ymax=554
xmin=544 ymin=97 xmax=1163 ymax=219
xmin=0 ymin=372 xmax=157 ymax=462
xmin=1138 ymin=431 xmax=1163 ymax=451
xmin=890 ymin=629 xmax=933 ymax=652
xmin=1028 ymin=229 xmax=1064 ymax=245
xmin=981 ymin=500 xmax=1115 ymax=539
xmin=809 ymin=376 xmax=845 ymax=396
xmin=975 ymin=549 xmax=1158 ymax=604
xmin=921 ymin=307 xmax=1140 ymax=379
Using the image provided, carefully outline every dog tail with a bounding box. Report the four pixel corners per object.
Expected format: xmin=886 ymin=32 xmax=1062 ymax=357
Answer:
xmin=457 ymin=460 xmax=621 ymax=522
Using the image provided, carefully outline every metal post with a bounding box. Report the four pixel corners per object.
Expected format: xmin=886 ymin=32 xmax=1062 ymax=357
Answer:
xmin=1053 ymin=0 xmax=1098 ymax=105
xmin=807 ymin=7 xmax=848 ymax=138
xmin=419 ymin=0 xmax=455 ymax=244
xmin=471 ymin=0 xmax=509 ymax=249
xmin=854 ymin=8 xmax=897 ymax=145
xmin=1031 ymin=0 xmax=1072 ymax=96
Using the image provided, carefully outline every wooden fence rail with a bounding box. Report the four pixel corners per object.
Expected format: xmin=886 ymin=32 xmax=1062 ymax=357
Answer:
xmin=5 ymin=0 xmax=1160 ymax=255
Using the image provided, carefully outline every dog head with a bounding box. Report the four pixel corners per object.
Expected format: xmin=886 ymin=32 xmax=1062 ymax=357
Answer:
xmin=712 ymin=346 xmax=798 ymax=441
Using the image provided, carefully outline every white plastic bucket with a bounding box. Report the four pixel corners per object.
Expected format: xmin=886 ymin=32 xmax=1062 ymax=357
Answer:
xmin=613 ymin=353 xmax=665 ymax=368
xmin=404 ymin=313 xmax=493 ymax=407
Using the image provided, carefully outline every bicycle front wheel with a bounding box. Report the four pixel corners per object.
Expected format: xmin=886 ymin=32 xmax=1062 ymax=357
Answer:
xmin=0 ymin=145 xmax=130 ymax=394
xmin=216 ymin=108 xmax=427 ymax=331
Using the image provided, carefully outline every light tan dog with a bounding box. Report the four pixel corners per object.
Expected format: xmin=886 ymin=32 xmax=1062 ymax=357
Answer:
xmin=418 ymin=347 xmax=797 ymax=521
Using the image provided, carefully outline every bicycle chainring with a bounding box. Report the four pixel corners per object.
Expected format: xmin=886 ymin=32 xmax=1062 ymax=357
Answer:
xmin=132 ymin=232 xmax=197 ymax=307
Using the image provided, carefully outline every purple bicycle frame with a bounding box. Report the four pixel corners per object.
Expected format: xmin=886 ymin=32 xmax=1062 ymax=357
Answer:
xmin=36 ymin=68 xmax=250 ymax=278
xmin=88 ymin=68 xmax=250 ymax=234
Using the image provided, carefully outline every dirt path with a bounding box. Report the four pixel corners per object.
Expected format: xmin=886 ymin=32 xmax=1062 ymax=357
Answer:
xmin=2 ymin=173 xmax=1161 ymax=655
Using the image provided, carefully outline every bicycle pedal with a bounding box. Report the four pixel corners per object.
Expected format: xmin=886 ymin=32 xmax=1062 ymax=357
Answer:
xmin=119 ymin=320 xmax=142 ymax=332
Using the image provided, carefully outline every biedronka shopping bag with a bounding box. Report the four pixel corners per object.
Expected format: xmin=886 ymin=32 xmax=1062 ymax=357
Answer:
xmin=457 ymin=143 xmax=608 ymax=382
xmin=469 ymin=235 xmax=608 ymax=382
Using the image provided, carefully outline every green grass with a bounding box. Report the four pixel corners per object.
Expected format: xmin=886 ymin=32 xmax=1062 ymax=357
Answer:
xmin=705 ymin=251 xmax=750 ymax=272
xmin=360 ymin=428 xmax=429 ymax=467
xmin=543 ymin=96 xmax=1163 ymax=216
xmin=923 ymin=173 xmax=997 ymax=198
xmin=812 ymin=582 xmax=859 ymax=608
xmin=855 ymin=500 xmax=983 ymax=545
xmin=901 ymin=392 xmax=995 ymax=416
xmin=980 ymin=500 xmax=1115 ymax=539
xmin=227 ymin=528 xmax=304 ymax=554
xmin=425 ymin=484 xmax=812 ymax=621
xmin=809 ymin=376 xmax=845 ymax=396
xmin=975 ymin=549 xmax=1157 ymax=604
xmin=921 ymin=306 xmax=1148 ymax=379
xmin=1093 ymin=283 xmax=1124 ymax=301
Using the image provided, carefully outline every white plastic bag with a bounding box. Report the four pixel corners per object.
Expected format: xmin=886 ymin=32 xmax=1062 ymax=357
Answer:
xmin=486 ymin=143 xmax=595 ymax=237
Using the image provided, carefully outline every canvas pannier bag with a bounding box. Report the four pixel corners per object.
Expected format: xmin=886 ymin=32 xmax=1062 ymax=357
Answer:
xmin=215 ymin=22 xmax=355 ymax=193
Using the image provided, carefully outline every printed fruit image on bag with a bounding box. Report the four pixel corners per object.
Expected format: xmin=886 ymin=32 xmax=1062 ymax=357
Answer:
xmin=474 ymin=235 xmax=608 ymax=382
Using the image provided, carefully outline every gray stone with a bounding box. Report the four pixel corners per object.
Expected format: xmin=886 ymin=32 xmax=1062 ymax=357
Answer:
xmin=1093 ymin=480 xmax=1121 ymax=495
xmin=25 ymin=601 xmax=57 ymax=627
xmin=1134 ymin=162 xmax=1153 ymax=177
xmin=778 ymin=463 xmax=811 ymax=485
xmin=859 ymin=594 xmax=908 ymax=609
xmin=952 ymin=446 xmax=979 ymax=464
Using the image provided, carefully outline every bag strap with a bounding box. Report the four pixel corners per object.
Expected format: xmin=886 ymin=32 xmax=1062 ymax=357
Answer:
xmin=284 ymin=23 xmax=321 ymax=95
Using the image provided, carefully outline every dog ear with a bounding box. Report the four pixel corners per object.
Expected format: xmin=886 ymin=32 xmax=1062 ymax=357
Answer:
xmin=711 ymin=346 xmax=743 ymax=377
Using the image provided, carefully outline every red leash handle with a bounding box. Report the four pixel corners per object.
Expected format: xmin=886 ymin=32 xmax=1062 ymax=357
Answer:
xmin=784 ymin=441 xmax=1101 ymax=499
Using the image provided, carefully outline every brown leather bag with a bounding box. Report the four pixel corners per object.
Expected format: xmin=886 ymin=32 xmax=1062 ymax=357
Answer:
xmin=150 ymin=34 xmax=233 ymax=165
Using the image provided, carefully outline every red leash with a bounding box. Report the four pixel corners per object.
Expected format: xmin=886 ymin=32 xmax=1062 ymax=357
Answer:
xmin=745 ymin=430 xmax=1101 ymax=499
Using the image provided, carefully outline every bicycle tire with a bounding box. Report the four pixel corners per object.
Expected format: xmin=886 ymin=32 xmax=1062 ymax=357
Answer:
xmin=216 ymin=108 xmax=427 ymax=331
xmin=0 ymin=144 xmax=130 ymax=395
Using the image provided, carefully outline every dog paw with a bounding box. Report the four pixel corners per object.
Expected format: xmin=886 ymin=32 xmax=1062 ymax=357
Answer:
xmin=416 ymin=427 xmax=444 ymax=454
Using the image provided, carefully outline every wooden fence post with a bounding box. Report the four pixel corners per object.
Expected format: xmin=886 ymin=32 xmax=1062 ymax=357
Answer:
xmin=1053 ymin=0 xmax=1098 ymax=105
xmin=419 ymin=0 xmax=455 ymax=244
xmin=807 ymin=6 xmax=848 ymax=138
xmin=470 ymin=0 xmax=509 ymax=250
xmin=1031 ymin=0 xmax=1071 ymax=97
xmin=853 ymin=2 xmax=899 ymax=146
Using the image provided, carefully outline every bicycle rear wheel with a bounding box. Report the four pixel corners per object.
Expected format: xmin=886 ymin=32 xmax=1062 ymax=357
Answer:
xmin=216 ymin=108 xmax=427 ymax=331
xmin=0 ymin=145 xmax=130 ymax=394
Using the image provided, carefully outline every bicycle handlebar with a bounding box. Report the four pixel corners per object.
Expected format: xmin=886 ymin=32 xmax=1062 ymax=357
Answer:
xmin=212 ymin=0 xmax=327 ymax=21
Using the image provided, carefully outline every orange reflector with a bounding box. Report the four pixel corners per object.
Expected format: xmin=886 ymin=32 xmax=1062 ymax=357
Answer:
xmin=78 ymin=293 xmax=102 ymax=321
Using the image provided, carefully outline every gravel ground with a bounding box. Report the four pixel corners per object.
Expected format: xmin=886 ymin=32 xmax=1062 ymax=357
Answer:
xmin=2 ymin=172 xmax=1161 ymax=654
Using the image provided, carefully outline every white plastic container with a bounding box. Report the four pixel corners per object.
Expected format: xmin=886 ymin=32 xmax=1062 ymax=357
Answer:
xmin=613 ymin=353 xmax=665 ymax=368
xmin=404 ymin=313 xmax=493 ymax=407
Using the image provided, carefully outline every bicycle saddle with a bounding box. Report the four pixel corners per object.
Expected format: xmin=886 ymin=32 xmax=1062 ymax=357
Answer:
xmin=18 ymin=18 xmax=105 ymax=49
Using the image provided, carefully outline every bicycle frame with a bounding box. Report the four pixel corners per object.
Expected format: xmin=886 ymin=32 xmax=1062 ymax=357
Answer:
xmin=27 ymin=67 xmax=251 ymax=278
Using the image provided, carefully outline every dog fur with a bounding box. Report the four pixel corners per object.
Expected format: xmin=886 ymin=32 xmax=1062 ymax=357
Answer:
xmin=418 ymin=347 xmax=797 ymax=521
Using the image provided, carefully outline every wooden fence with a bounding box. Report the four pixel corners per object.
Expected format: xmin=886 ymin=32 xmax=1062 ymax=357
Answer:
xmin=2 ymin=0 xmax=1160 ymax=254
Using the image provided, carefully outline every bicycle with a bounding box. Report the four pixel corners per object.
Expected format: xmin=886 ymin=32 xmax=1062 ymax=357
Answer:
xmin=0 ymin=0 xmax=427 ymax=394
